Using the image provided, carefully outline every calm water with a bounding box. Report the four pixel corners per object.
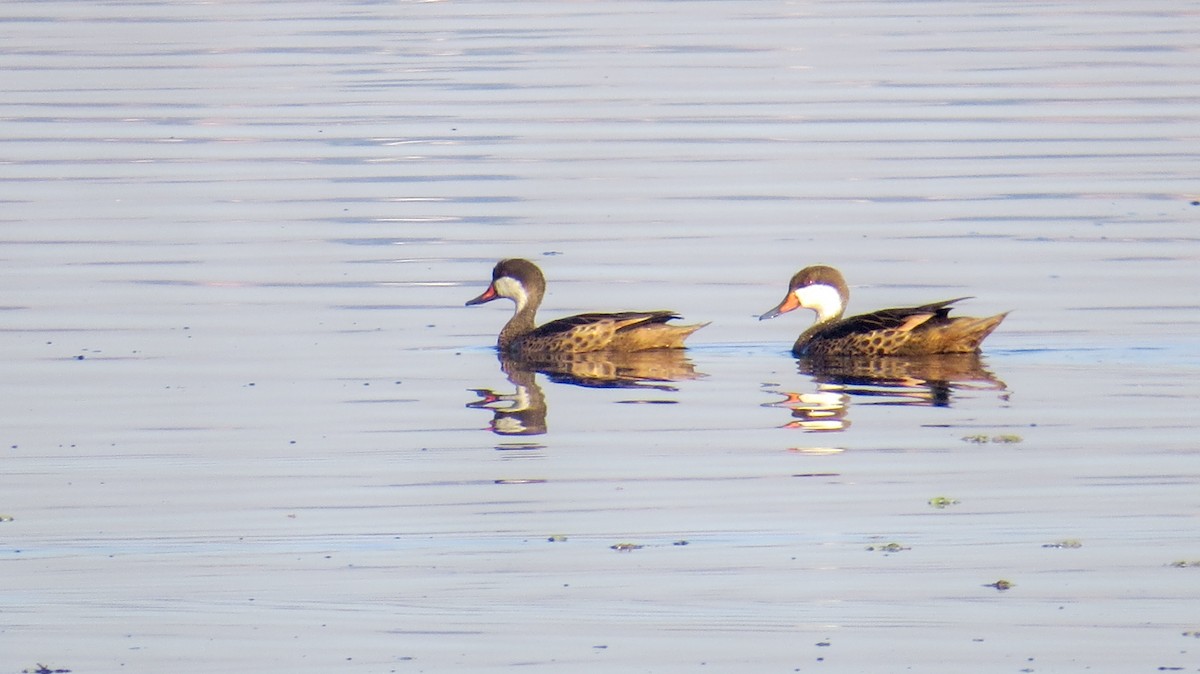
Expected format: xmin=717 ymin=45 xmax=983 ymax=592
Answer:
xmin=3 ymin=1 xmax=1199 ymax=672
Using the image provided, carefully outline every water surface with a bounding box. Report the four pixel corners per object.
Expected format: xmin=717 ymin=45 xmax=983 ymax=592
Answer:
xmin=3 ymin=2 xmax=1199 ymax=672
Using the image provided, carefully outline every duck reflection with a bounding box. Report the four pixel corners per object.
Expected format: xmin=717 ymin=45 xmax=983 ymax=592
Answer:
xmin=467 ymin=358 xmax=547 ymax=436
xmin=765 ymin=353 xmax=1006 ymax=431
xmin=467 ymin=349 xmax=703 ymax=435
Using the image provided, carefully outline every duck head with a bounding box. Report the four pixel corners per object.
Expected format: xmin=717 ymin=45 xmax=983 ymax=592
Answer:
xmin=759 ymin=265 xmax=849 ymax=324
xmin=466 ymin=258 xmax=546 ymax=314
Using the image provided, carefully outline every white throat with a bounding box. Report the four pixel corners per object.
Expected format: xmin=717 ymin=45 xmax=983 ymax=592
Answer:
xmin=492 ymin=276 xmax=529 ymax=313
xmin=794 ymin=284 xmax=844 ymax=323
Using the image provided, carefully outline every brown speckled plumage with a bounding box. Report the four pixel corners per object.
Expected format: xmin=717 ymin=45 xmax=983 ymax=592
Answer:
xmin=760 ymin=265 xmax=1006 ymax=357
xmin=466 ymin=258 xmax=707 ymax=355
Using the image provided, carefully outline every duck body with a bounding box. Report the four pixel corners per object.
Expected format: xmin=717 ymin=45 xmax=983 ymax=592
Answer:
xmin=760 ymin=265 xmax=1006 ymax=357
xmin=466 ymin=258 xmax=706 ymax=356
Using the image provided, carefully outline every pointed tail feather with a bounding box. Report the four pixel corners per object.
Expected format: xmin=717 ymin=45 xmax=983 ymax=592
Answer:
xmin=948 ymin=312 xmax=1008 ymax=351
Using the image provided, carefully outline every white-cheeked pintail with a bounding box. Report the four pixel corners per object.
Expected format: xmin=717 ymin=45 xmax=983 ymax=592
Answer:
xmin=466 ymin=258 xmax=707 ymax=355
xmin=759 ymin=265 xmax=1007 ymax=357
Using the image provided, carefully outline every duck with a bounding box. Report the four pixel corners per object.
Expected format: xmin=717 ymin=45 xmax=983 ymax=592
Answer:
xmin=466 ymin=258 xmax=707 ymax=355
xmin=759 ymin=265 xmax=1007 ymax=357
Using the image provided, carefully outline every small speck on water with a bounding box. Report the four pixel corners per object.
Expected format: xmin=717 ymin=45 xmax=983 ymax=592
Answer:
xmin=866 ymin=542 xmax=910 ymax=553
xmin=962 ymin=434 xmax=1022 ymax=444
xmin=22 ymin=665 xmax=72 ymax=674
xmin=1043 ymin=539 xmax=1082 ymax=549
xmin=928 ymin=496 xmax=960 ymax=509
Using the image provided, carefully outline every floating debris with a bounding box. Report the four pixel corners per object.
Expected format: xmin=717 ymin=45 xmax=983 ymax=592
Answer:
xmin=546 ymin=534 xmax=567 ymax=543
xmin=610 ymin=542 xmax=643 ymax=552
xmin=866 ymin=542 xmax=910 ymax=553
xmin=672 ymin=540 xmax=689 ymax=546
xmin=1042 ymin=539 xmax=1082 ymax=549
xmin=962 ymin=434 xmax=1023 ymax=444
xmin=984 ymin=579 xmax=1015 ymax=591
xmin=24 ymin=665 xmax=71 ymax=674
xmin=928 ymin=496 xmax=960 ymax=509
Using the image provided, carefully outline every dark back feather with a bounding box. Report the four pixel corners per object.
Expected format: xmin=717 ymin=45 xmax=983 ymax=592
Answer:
xmin=527 ymin=311 xmax=679 ymax=339
xmin=814 ymin=298 xmax=969 ymax=340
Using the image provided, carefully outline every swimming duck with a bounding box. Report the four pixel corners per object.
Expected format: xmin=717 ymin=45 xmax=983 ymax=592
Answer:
xmin=466 ymin=258 xmax=707 ymax=355
xmin=759 ymin=265 xmax=1006 ymax=357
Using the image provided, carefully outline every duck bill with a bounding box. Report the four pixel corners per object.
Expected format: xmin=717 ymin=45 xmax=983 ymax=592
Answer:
xmin=758 ymin=292 xmax=800 ymax=321
xmin=465 ymin=283 xmax=499 ymax=306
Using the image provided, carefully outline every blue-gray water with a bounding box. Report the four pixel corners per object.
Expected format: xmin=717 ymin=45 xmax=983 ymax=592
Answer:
xmin=3 ymin=2 xmax=1198 ymax=672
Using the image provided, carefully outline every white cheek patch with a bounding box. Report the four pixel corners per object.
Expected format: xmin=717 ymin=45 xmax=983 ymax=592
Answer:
xmin=794 ymin=284 xmax=843 ymax=322
xmin=492 ymin=276 xmax=528 ymax=312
